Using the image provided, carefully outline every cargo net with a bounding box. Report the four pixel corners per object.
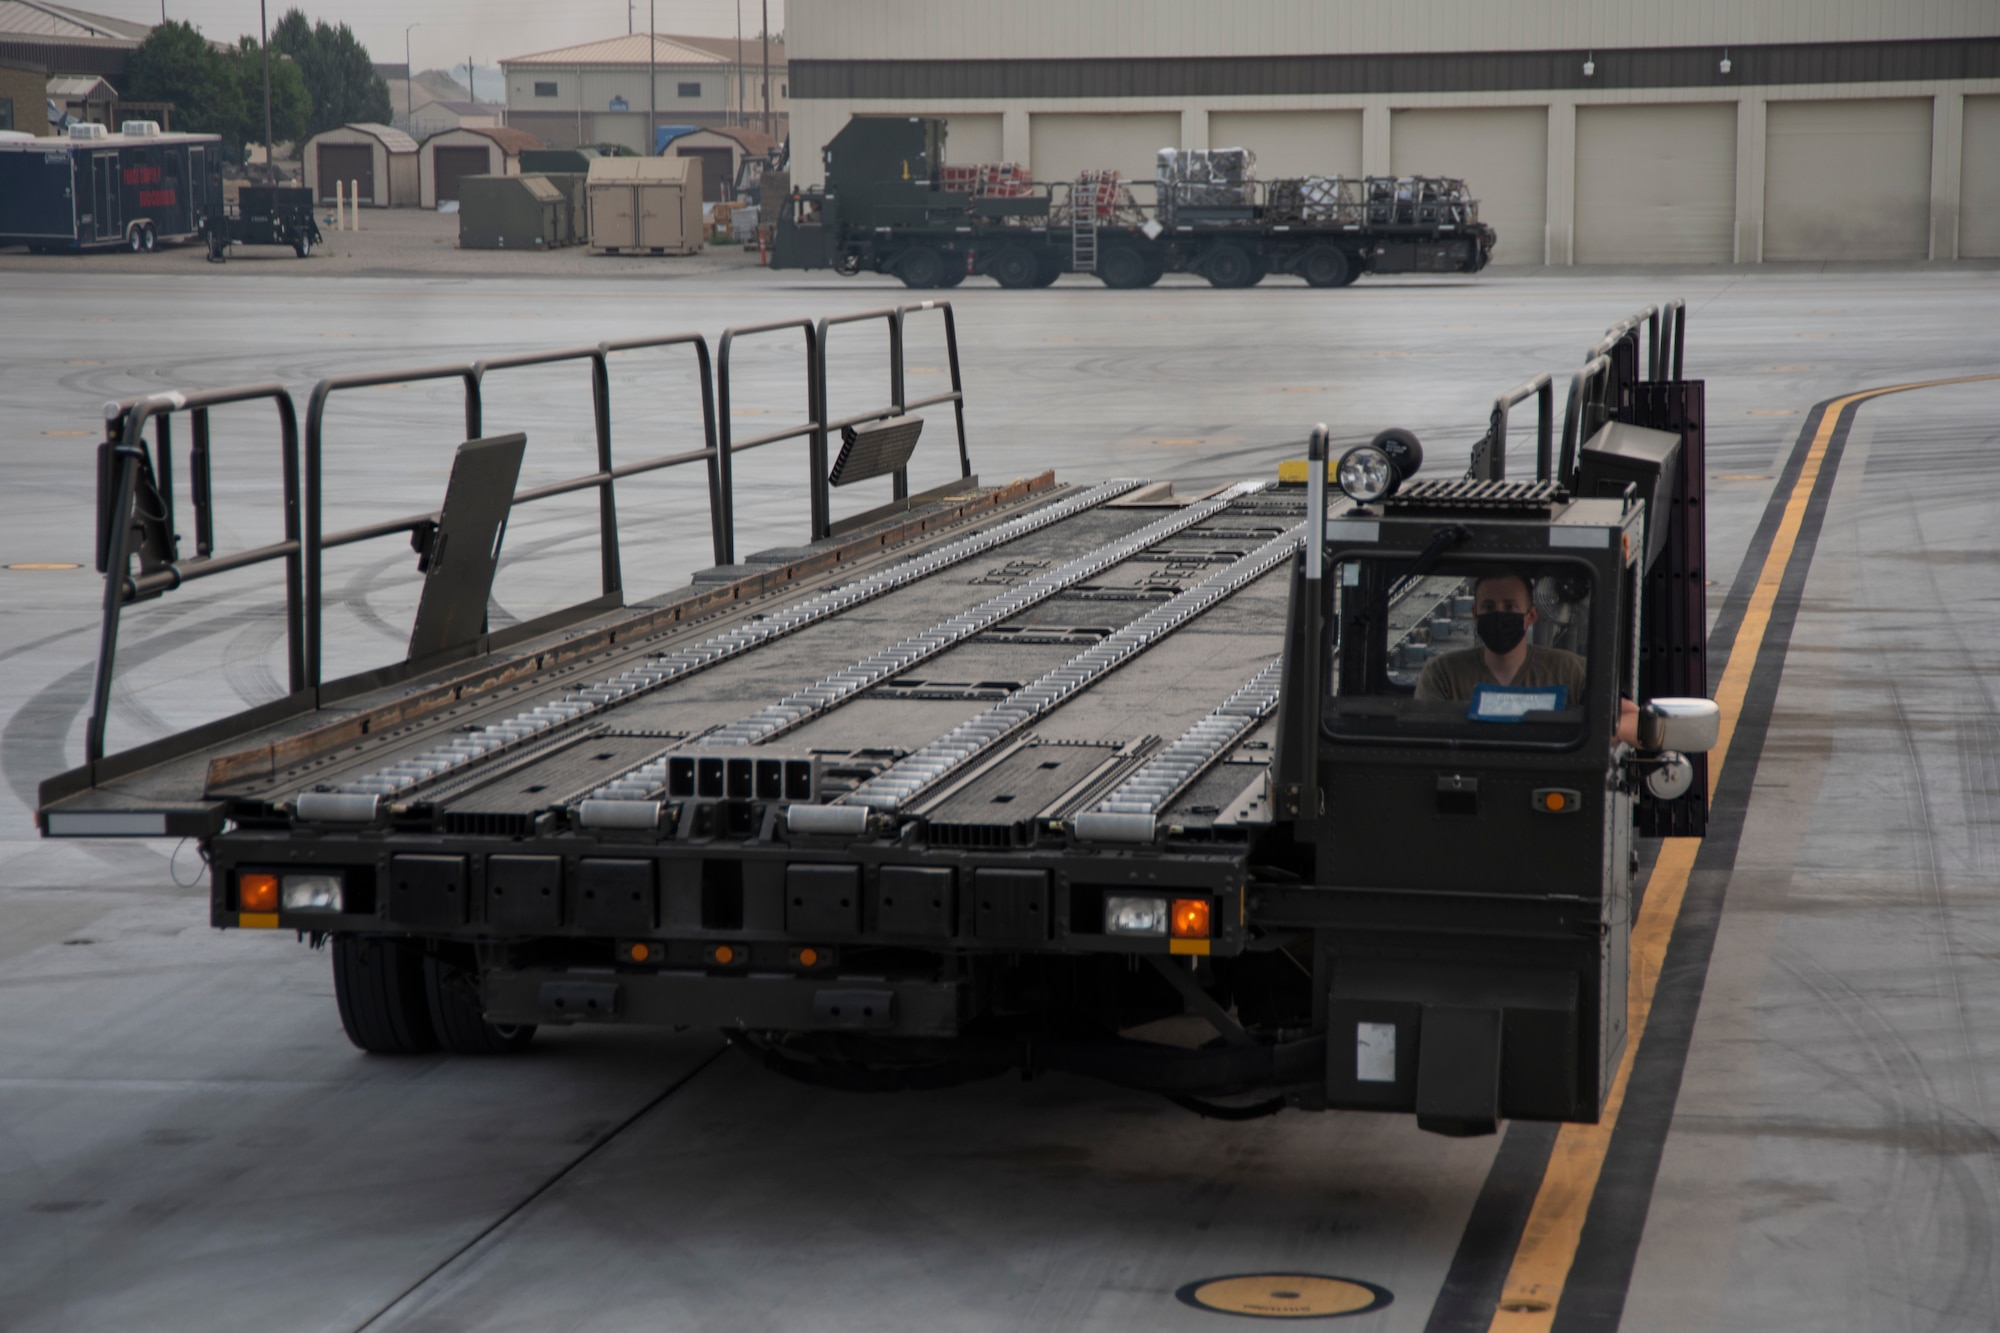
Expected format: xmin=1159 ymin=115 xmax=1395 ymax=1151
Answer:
xmin=939 ymin=162 xmax=1033 ymax=198
xmin=1050 ymin=169 xmax=1143 ymax=225
xmin=1264 ymin=175 xmax=1482 ymax=228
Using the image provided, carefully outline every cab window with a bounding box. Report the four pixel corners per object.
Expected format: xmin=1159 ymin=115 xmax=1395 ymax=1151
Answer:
xmin=1324 ymin=557 xmax=1595 ymax=746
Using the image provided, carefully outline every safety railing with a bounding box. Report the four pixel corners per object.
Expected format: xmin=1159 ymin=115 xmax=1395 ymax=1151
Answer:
xmin=1482 ymin=372 xmax=1554 ymax=481
xmin=715 ymin=317 xmax=823 ymax=562
xmin=88 ymin=384 xmax=302 ymax=762
xmin=814 ymin=300 xmax=972 ymax=517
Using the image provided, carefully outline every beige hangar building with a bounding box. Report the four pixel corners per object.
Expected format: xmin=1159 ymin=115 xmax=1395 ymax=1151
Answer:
xmin=786 ymin=1 xmax=2000 ymax=265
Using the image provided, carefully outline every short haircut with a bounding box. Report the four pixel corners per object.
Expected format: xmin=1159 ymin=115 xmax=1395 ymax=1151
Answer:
xmin=1473 ymin=567 xmax=1537 ymax=602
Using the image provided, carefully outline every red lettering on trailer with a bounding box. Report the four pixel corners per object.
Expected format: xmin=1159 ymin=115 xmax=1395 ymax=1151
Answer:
xmin=122 ymin=166 xmax=162 ymax=186
xmin=137 ymin=188 xmax=176 ymax=208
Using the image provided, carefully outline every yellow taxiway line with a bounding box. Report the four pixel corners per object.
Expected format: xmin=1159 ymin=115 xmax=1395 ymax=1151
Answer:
xmin=1488 ymin=370 xmax=2000 ymax=1331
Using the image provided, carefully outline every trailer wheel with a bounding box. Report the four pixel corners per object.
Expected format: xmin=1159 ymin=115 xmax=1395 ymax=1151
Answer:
xmin=895 ymin=246 xmax=946 ymax=289
xmin=127 ymin=225 xmax=146 ymax=253
xmin=988 ymin=246 xmax=1040 ymax=289
xmin=1032 ymin=257 xmax=1063 ymax=287
xmin=294 ymin=234 xmax=312 ymax=258
xmin=424 ymin=953 xmax=535 ymax=1055
xmin=1299 ymin=246 xmax=1352 ymax=288
xmin=1202 ymin=242 xmax=1257 ymax=289
xmin=332 ymin=935 xmax=440 ymax=1054
xmin=1095 ymin=247 xmax=1151 ymax=289
xmin=936 ymin=266 xmax=966 ymax=288
xmin=206 ymin=232 xmax=227 ymax=263
xmin=139 ymin=223 xmax=157 ymax=252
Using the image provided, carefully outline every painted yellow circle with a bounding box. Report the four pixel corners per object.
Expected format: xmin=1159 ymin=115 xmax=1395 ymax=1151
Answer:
xmin=1185 ymin=1275 xmax=1381 ymax=1318
xmin=6 ymin=563 xmax=83 ymax=571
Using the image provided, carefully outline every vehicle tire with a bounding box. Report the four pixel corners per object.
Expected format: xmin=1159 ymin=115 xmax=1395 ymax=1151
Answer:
xmin=139 ymin=223 xmax=157 ymax=252
xmin=206 ymin=233 xmax=227 ymax=263
xmin=936 ymin=265 xmax=966 ymax=288
xmin=1032 ymin=257 xmax=1063 ymax=287
xmin=294 ymin=234 xmax=312 ymax=258
xmin=1202 ymin=242 xmax=1257 ymax=289
xmin=424 ymin=953 xmax=535 ymax=1055
xmin=332 ymin=935 xmax=439 ymax=1054
xmin=988 ymin=246 xmax=1040 ymax=289
xmin=896 ymin=245 xmax=946 ymax=289
xmin=1095 ymin=246 xmax=1150 ymax=289
xmin=1299 ymin=246 xmax=1351 ymax=288
xmin=127 ymin=226 xmax=146 ymax=253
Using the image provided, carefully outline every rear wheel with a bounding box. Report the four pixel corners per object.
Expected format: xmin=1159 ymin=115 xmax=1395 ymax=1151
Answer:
xmin=1032 ymin=257 xmax=1063 ymax=287
xmin=1203 ymin=242 xmax=1257 ymax=288
xmin=1299 ymin=246 xmax=1352 ymax=288
xmin=332 ymin=935 xmax=438 ymax=1054
xmin=293 ymin=233 xmax=312 ymax=258
xmin=424 ymin=953 xmax=536 ymax=1055
xmin=127 ymin=226 xmax=146 ymax=253
xmin=1095 ymin=246 xmax=1150 ymax=289
xmin=895 ymin=245 xmax=946 ymax=289
xmin=936 ymin=265 xmax=966 ymax=288
xmin=988 ymin=245 xmax=1040 ymax=288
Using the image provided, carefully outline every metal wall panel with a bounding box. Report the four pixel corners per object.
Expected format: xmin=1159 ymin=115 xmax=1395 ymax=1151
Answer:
xmin=791 ymin=0 xmax=2000 ymax=62
xmin=1208 ymin=111 xmax=1363 ymax=179
xmin=942 ymin=114 xmax=1004 ymax=165
xmin=1962 ymin=95 xmax=2000 ymax=257
xmin=1027 ymin=111 xmax=1181 ymax=183
xmin=1765 ymin=98 xmax=1932 ymax=260
xmin=1392 ymin=107 xmax=1547 ymax=265
xmin=1574 ymin=103 xmax=1736 ymax=262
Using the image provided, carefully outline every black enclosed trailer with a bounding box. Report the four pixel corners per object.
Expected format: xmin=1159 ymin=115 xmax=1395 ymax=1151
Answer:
xmin=0 ymin=122 xmax=223 ymax=252
xmin=204 ymin=184 xmax=322 ymax=260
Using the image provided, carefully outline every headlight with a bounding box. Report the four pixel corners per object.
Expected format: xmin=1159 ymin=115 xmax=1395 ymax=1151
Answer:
xmin=1337 ymin=444 xmax=1398 ymax=502
xmin=280 ymin=872 xmax=344 ymax=912
xmin=1105 ymin=895 xmax=1168 ymax=936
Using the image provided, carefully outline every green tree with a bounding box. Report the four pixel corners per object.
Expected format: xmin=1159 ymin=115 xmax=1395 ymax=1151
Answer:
xmin=226 ymin=38 xmax=312 ymax=152
xmin=271 ymin=10 xmax=393 ymax=139
xmin=124 ymin=20 xmax=245 ymax=139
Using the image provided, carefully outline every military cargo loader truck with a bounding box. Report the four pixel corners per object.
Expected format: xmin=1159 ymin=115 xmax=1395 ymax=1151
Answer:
xmin=42 ymin=299 xmax=1712 ymax=1135
xmin=772 ymin=116 xmax=1496 ymax=289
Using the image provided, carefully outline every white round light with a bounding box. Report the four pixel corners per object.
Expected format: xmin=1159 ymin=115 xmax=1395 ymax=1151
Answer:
xmin=1337 ymin=445 xmax=1397 ymax=502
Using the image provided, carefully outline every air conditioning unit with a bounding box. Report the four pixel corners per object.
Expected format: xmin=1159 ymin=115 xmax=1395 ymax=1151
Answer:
xmin=120 ymin=120 xmax=163 ymax=137
xmin=69 ymin=122 xmax=109 ymax=141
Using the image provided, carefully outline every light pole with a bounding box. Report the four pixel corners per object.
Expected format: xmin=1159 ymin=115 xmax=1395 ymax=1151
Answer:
xmin=648 ymin=0 xmax=656 ymax=156
xmin=404 ymin=23 xmax=420 ymax=133
xmin=259 ymin=0 xmax=273 ymax=180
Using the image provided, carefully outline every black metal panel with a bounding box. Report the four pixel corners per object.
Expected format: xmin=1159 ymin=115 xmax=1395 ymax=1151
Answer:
xmin=785 ymin=863 xmax=862 ymax=937
xmin=1626 ymin=381 xmax=1708 ymax=838
xmin=574 ymin=858 xmax=656 ymax=934
xmin=407 ymin=433 xmax=526 ymax=663
xmin=486 ymin=854 xmax=562 ymax=930
xmin=794 ymin=38 xmax=1998 ymax=101
xmin=877 ymin=865 xmax=956 ymax=938
xmin=389 ymin=853 xmax=470 ymax=927
xmin=972 ymin=867 xmax=1049 ymax=944
xmin=828 ymin=418 xmax=923 ymax=488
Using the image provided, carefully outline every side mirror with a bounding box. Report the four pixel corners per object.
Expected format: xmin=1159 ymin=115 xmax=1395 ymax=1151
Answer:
xmin=1638 ymin=698 xmax=1720 ymax=754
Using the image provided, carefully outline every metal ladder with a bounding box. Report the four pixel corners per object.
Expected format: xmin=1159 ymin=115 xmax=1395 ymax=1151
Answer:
xmin=1070 ymin=176 xmax=1099 ymax=273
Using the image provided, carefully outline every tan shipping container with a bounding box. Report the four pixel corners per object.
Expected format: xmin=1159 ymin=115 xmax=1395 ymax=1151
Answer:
xmin=586 ymin=156 xmax=704 ymax=254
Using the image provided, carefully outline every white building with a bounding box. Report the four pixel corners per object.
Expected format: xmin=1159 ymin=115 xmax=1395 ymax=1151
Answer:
xmin=786 ymin=0 xmax=2000 ymax=264
xmin=500 ymin=33 xmax=788 ymax=156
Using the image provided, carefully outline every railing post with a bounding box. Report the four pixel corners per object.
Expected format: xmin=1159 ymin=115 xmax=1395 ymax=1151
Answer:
xmin=715 ymin=331 xmax=741 ymax=564
xmin=940 ymin=303 xmax=972 ymax=479
xmin=304 ymin=383 xmax=328 ymax=688
xmin=590 ymin=347 xmax=622 ymax=598
xmin=806 ymin=320 xmax=829 ymax=541
xmin=84 ymin=404 xmax=145 ymax=765
xmin=888 ymin=307 xmax=909 ymax=502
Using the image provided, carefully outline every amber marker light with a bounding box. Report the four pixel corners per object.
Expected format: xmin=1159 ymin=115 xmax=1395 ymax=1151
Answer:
xmin=239 ymin=872 xmax=279 ymax=913
xmin=1170 ymin=898 xmax=1211 ymax=939
xmin=798 ymin=947 xmax=819 ymax=967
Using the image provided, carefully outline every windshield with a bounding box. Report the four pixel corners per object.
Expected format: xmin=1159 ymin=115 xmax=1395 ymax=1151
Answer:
xmin=1324 ymin=556 xmax=1595 ymax=746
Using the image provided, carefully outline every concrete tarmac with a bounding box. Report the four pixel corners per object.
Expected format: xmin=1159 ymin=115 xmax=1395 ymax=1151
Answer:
xmin=2 ymin=263 xmax=1997 ymax=1331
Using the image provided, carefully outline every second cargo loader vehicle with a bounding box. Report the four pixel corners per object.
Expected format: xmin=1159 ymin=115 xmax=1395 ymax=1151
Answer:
xmin=773 ymin=116 xmax=1496 ymax=289
xmin=43 ymin=298 xmax=1711 ymax=1135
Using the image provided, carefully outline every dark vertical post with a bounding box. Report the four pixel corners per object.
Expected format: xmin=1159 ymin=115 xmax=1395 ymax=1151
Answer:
xmin=190 ymin=407 xmax=214 ymax=557
xmin=152 ymin=412 xmax=176 ymax=556
xmin=591 ymin=348 xmax=622 ymax=597
xmin=260 ymin=0 xmax=273 ymax=181
xmin=275 ymin=395 xmax=304 ymax=695
xmin=888 ymin=308 xmax=908 ymax=501
xmin=806 ymin=321 xmax=828 ymax=540
xmin=86 ymin=407 xmax=144 ymax=765
xmin=760 ymin=0 xmax=770 ymax=135
xmin=715 ymin=333 xmax=739 ymax=565
xmin=941 ymin=304 xmax=971 ymax=479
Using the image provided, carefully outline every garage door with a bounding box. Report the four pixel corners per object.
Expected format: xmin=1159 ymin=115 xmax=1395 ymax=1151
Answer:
xmin=1765 ymin=99 xmax=1931 ymax=261
xmin=432 ymin=146 xmax=491 ymax=204
xmin=1208 ymin=111 xmax=1362 ymax=180
xmin=318 ymin=144 xmax=374 ymax=204
xmin=1028 ymin=112 xmax=1180 ymax=185
xmin=678 ymin=147 xmax=735 ymax=201
xmin=941 ymin=114 xmax=1003 ymax=166
xmin=1392 ymin=107 xmax=1547 ymax=266
xmin=1574 ymin=103 xmax=1736 ymax=263
xmin=1961 ymin=96 xmax=2000 ymax=258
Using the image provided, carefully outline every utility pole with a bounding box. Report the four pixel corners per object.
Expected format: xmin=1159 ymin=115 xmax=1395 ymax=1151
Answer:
xmin=735 ymin=0 xmax=743 ymax=127
xmin=760 ymin=0 xmax=769 ymax=136
xmin=259 ymin=0 xmax=273 ymax=180
xmin=648 ymin=0 xmax=656 ymax=157
xmin=404 ymin=23 xmax=420 ymax=133
xmin=466 ymin=56 xmax=473 ymax=103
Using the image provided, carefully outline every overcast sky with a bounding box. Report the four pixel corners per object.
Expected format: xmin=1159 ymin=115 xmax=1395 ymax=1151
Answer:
xmin=89 ymin=1 xmax=786 ymax=74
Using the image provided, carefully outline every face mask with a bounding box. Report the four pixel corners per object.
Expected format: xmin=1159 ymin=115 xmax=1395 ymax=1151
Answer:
xmin=1476 ymin=611 xmax=1526 ymax=655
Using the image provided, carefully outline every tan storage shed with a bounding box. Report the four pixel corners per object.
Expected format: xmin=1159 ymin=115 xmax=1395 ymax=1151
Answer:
xmin=1957 ymin=96 xmax=2000 ymax=259
xmin=587 ymin=155 xmax=703 ymax=254
xmin=1574 ymin=103 xmax=1737 ymax=264
xmin=1764 ymin=99 xmax=1932 ymax=261
xmin=420 ymin=126 xmax=545 ymax=208
xmin=1028 ymin=112 xmax=1180 ymax=184
xmin=1208 ymin=111 xmax=1363 ymax=180
xmin=1392 ymin=107 xmax=1547 ymax=266
xmin=303 ymin=123 xmax=418 ymax=207
xmin=661 ymin=125 xmax=781 ymax=202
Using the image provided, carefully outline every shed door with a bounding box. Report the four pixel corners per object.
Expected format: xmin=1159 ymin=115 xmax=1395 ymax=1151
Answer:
xmin=1764 ymin=99 xmax=1931 ymax=261
xmin=1574 ymin=103 xmax=1736 ymax=263
xmin=1960 ymin=96 xmax=2000 ymax=258
xmin=679 ymin=147 xmax=734 ymax=201
xmin=318 ymin=144 xmax=375 ymax=204
xmin=433 ymin=146 xmax=491 ymax=204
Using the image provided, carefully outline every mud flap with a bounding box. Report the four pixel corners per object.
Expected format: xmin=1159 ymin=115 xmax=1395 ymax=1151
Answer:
xmin=1415 ymin=1006 xmax=1502 ymax=1137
